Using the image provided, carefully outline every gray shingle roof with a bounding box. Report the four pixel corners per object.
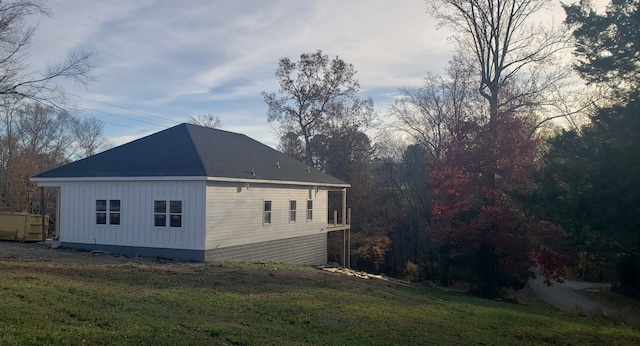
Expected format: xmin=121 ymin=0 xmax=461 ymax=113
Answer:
xmin=34 ymin=123 xmax=348 ymax=186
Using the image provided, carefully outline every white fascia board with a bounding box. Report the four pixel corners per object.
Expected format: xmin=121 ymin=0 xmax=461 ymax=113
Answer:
xmin=205 ymin=176 xmax=350 ymax=188
xmin=31 ymin=175 xmax=350 ymax=188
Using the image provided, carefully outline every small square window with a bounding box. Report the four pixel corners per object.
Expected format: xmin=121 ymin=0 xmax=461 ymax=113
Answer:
xmin=96 ymin=212 xmax=107 ymax=225
xmin=96 ymin=199 xmax=119 ymax=225
xmin=170 ymin=214 xmax=182 ymax=228
xmin=154 ymin=200 xmax=182 ymax=228
xmin=96 ymin=200 xmax=107 ymax=212
xmin=110 ymin=200 xmax=120 ymax=212
xmin=154 ymin=213 xmax=166 ymax=227
xmin=170 ymin=201 xmax=182 ymax=213
xmin=110 ymin=212 xmax=121 ymax=225
xmin=154 ymin=201 xmax=166 ymax=214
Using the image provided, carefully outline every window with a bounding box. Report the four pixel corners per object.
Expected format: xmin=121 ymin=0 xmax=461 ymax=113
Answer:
xmin=306 ymin=200 xmax=313 ymax=221
xmin=170 ymin=201 xmax=182 ymax=227
xmin=109 ymin=200 xmax=121 ymax=225
xmin=96 ymin=200 xmax=107 ymax=224
xmin=154 ymin=201 xmax=166 ymax=227
xmin=96 ymin=199 xmax=120 ymax=225
xmin=289 ymin=200 xmax=297 ymax=222
xmin=154 ymin=200 xmax=182 ymax=228
xmin=263 ymin=201 xmax=272 ymax=224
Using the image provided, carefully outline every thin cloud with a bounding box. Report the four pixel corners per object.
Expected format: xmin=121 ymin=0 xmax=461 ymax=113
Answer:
xmin=22 ymin=0 xmax=566 ymax=148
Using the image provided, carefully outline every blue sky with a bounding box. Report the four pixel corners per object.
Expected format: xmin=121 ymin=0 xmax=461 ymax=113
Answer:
xmin=26 ymin=0 xmax=569 ymax=148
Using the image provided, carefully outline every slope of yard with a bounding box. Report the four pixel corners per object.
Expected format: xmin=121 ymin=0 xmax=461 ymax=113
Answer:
xmin=0 ymin=243 xmax=638 ymax=345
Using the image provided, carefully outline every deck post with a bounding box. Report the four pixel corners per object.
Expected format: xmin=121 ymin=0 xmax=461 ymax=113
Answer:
xmin=39 ymin=187 xmax=45 ymax=242
xmin=342 ymin=230 xmax=346 ymax=267
xmin=347 ymin=229 xmax=351 ymax=268
xmin=341 ymin=188 xmax=347 ymax=225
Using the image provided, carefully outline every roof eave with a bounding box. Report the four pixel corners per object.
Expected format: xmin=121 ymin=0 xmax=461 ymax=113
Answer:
xmin=30 ymin=175 xmax=350 ymax=188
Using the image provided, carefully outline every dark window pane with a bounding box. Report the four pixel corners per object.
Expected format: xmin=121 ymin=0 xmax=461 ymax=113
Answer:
xmin=290 ymin=210 xmax=296 ymax=222
xmin=96 ymin=212 xmax=106 ymax=224
xmin=110 ymin=212 xmax=120 ymax=225
xmin=154 ymin=201 xmax=166 ymax=213
xmin=264 ymin=211 xmax=271 ymax=224
xmin=110 ymin=200 xmax=120 ymax=212
xmin=170 ymin=200 xmax=182 ymax=213
xmin=307 ymin=200 xmax=313 ymax=210
xmin=264 ymin=201 xmax=271 ymax=212
xmin=96 ymin=200 xmax=107 ymax=212
xmin=290 ymin=200 xmax=296 ymax=210
xmin=170 ymin=214 xmax=182 ymax=227
xmin=154 ymin=213 xmax=166 ymax=227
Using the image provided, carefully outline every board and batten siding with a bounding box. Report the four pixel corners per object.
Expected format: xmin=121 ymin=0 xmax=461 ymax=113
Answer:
xmin=204 ymin=182 xmax=328 ymax=251
xmin=55 ymin=180 xmax=206 ymax=250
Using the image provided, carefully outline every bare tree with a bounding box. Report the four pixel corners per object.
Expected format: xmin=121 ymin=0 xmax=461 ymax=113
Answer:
xmin=428 ymin=0 xmax=571 ymax=124
xmin=262 ymin=50 xmax=375 ymax=167
xmin=15 ymin=103 xmax=75 ymax=169
xmin=187 ymin=113 xmax=221 ymax=128
xmin=0 ymin=0 xmax=93 ymax=105
xmin=73 ymin=116 xmax=111 ymax=158
xmin=390 ymin=55 xmax=482 ymax=158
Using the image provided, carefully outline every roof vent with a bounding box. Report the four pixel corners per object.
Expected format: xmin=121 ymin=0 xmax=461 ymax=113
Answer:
xmin=276 ymin=161 xmax=280 ymax=168
xmin=307 ymin=167 xmax=310 ymax=173
xmin=252 ymin=169 xmax=256 ymax=176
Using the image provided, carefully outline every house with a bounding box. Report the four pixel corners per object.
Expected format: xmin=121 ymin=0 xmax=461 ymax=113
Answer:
xmin=31 ymin=123 xmax=351 ymax=265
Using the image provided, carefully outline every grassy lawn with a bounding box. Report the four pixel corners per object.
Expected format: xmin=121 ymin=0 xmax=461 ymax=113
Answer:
xmin=0 ymin=259 xmax=638 ymax=345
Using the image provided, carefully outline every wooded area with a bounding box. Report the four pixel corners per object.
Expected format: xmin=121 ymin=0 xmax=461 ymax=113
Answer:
xmin=264 ymin=0 xmax=640 ymax=298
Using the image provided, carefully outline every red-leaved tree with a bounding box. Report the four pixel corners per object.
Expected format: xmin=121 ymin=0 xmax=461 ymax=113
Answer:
xmin=429 ymin=111 xmax=566 ymax=296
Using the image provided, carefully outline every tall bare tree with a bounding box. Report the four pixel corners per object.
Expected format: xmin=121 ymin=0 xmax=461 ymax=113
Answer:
xmin=262 ymin=50 xmax=375 ymax=167
xmin=428 ymin=0 xmax=570 ymax=124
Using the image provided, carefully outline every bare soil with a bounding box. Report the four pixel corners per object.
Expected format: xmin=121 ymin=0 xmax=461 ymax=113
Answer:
xmin=0 ymin=240 xmax=391 ymax=291
xmin=0 ymin=239 xmax=176 ymax=265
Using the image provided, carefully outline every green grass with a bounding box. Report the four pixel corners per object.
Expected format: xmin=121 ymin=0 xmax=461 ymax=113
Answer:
xmin=0 ymin=260 xmax=638 ymax=345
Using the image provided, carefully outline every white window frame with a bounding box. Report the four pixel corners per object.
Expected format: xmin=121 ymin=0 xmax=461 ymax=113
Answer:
xmin=289 ymin=200 xmax=297 ymax=222
xmin=263 ymin=200 xmax=272 ymax=225
xmin=96 ymin=199 xmax=121 ymax=226
xmin=306 ymin=200 xmax=313 ymax=221
xmin=154 ymin=200 xmax=183 ymax=228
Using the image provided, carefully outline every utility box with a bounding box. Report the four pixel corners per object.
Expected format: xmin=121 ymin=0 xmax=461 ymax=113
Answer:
xmin=0 ymin=213 xmax=48 ymax=242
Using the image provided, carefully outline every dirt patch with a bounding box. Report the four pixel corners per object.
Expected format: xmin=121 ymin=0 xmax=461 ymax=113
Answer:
xmin=0 ymin=240 xmax=400 ymax=292
xmin=0 ymin=240 xmax=166 ymax=265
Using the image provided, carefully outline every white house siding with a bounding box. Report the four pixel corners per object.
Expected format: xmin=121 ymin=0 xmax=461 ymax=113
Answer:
xmin=55 ymin=180 xmax=206 ymax=250
xmin=204 ymin=182 xmax=329 ymax=251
